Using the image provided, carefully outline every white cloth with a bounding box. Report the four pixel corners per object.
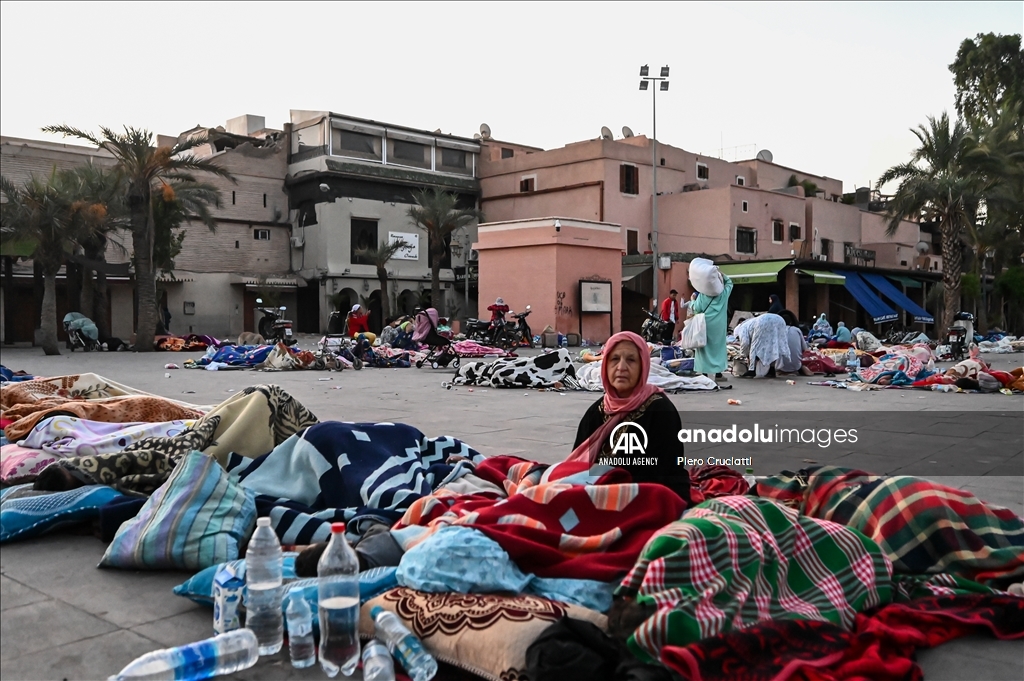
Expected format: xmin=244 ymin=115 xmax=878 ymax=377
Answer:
xmin=736 ymin=313 xmax=792 ymax=377
xmin=574 ymin=361 xmax=718 ymax=391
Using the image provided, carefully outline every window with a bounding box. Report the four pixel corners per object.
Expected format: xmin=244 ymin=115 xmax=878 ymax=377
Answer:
xmin=253 ymin=229 xmax=270 ymax=241
xmin=438 ymin=148 xmax=469 ymax=174
xmin=231 ymin=191 xmax=236 ymax=205
xmin=741 ymin=200 xmax=749 ymax=213
xmin=736 ymin=227 xmax=756 ymax=254
xmin=619 ymin=164 xmax=639 ymax=194
xmin=332 ymin=129 xmax=382 ymax=161
xmin=696 ymin=162 xmax=709 ymax=180
xmin=501 ymin=147 xmax=514 ymax=159
xmin=735 ymin=175 xmax=745 ymax=186
xmin=772 ymin=220 xmax=784 ymax=243
xmin=519 ymin=176 xmax=535 ymax=192
xmin=262 ymin=193 xmax=267 ymax=208
xmin=820 ymin=238 xmax=832 ymax=260
xmin=627 ymin=229 xmax=639 ymax=255
xmin=789 ymin=222 xmax=801 ymax=241
xmin=291 ymin=122 xmax=325 ymax=155
xmin=350 ymin=218 xmax=379 ymax=265
xmin=388 ymin=138 xmax=431 ymax=169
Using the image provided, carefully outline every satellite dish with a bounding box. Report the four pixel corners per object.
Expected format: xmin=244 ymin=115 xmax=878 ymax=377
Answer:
xmin=756 ymin=149 xmax=774 ymax=163
xmin=600 ymin=126 xmax=614 ymax=140
xmin=479 ymin=123 xmax=492 ymax=139
xmin=473 ymin=133 xmax=481 ymax=139
xmin=915 ymin=241 xmax=930 ymax=255
xmin=622 ymin=126 xmax=635 ymax=138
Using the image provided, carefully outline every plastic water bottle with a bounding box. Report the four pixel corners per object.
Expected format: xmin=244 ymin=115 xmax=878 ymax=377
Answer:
xmin=361 ymin=639 xmax=396 ymax=681
xmin=371 ymin=606 xmax=437 ymax=681
xmin=743 ymin=467 xmax=756 ymax=490
xmin=286 ymin=588 xmax=316 ymax=668
xmin=845 ymin=347 xmax=858 ymax=374
xmin=245 ymin=517 xmax=284 ymax=655
xmin=108 ymin=629 xmax=259 ymax=681
xmin=318 ymin=522 xmax=360 ymax=677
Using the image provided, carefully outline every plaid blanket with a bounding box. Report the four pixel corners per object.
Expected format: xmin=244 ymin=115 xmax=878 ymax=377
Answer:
xmin=616 ymin=495 xmax=892 ymax=664
xmin=661 ymin=593 xmax=1024 ymax=681
xmin=756 ymin=466 xmax=1024 ymax=583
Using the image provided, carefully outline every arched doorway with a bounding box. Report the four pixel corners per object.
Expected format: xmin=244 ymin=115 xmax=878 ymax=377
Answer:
xmin=366 ymin=289 xmax=383 ymax=332
xmin=397 ymin=289 xmax=418 ymax=317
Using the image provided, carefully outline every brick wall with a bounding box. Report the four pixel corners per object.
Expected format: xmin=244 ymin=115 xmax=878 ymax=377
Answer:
xmin=173 ymin=222 xmax=290 ymax=273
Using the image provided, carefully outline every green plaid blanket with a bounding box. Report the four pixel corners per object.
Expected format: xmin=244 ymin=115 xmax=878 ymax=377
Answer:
xmin=757 ymin=466 xmax=1024 ymax=583
xmin=616 ymin=495 xmax=892 ymax=664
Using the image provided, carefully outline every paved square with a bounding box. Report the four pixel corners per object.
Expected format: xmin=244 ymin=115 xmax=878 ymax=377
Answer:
xmin=1 ymin=344 xmax=1021 ymax=680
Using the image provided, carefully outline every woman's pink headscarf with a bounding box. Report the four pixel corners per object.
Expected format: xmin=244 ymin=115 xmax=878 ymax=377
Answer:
xmin=566 ymin=331 xmax=664 ymax=463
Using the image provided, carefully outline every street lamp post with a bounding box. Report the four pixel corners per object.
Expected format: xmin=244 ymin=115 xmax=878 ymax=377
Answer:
xmin=640 ymin=65 xmax=669 ymax=310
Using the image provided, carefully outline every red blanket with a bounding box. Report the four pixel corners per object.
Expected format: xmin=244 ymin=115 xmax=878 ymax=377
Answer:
xmin=662 ymin=593 xmax=1024 ymax=681
xmin=398 ymin=482 xmax=686 ymax=581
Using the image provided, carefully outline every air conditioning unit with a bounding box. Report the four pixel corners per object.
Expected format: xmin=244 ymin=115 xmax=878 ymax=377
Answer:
xmin=814 ymin=254 xmax=828 ymax=261
xmin=290 ymin=236 xmax=305 ymax=248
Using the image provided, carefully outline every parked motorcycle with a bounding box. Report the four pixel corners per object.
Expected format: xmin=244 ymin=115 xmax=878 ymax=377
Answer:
xmin=256 ymin=298 xmax=296 ymax=345
xmin=505 ymin=306 xmax=534 ymax=348
xmin=464 ymin=316 xmax=496 ymax=343
xmin=946 ymin=311 xmax=975 ymax=362
xmin=640 ymin=307 xmax=672 ymax=344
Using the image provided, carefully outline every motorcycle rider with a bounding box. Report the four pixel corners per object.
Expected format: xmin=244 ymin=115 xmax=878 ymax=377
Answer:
xmin=487 ymin=297 xmax=510 ymax=339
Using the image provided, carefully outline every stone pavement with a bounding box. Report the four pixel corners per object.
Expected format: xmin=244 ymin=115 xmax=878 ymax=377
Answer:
xmin=1 ymin=344 xmax=1022 ymax=680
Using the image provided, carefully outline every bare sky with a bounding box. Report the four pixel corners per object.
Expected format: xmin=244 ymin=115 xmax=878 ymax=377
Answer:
xmin=1 ymin=1 xmax=1020 ymax=192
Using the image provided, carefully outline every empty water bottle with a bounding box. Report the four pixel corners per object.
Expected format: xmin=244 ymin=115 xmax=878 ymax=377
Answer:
xmin=286 ymin=588 xmax=316 ymax=668
xmin=245 ymin=517 xmax=284 ymax=655
xmin=318 ymin=522 xmax=360 ymax=677
xmin=361 ymin=639 xmax=396 ymax=681
xmin=845 ymin=347 xmax=858 ymax=373
xmin=371 ymin=606 xmax=437 ymax=681
xmin=108 ymin=628 xmax=259 ymax=681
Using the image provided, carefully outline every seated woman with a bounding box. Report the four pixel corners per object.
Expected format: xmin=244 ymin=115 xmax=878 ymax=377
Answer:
xmin=346 ymin=304 xmax=376 ymax=343
xmin=777 ymin=310 xmax=811 ymax=375
xmin=567 ymin=331 xmax=690 ymax=503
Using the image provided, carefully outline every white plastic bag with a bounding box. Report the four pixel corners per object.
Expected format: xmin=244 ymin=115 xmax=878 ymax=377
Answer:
xmin=680 ymin=312 xmax=708 ymax=349
xmin=689 ymin=258 xmax=724 ymax=297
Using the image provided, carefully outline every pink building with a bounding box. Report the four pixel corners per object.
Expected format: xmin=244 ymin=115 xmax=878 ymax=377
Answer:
xmin=473 ymin=217 xmax=623 ymax=342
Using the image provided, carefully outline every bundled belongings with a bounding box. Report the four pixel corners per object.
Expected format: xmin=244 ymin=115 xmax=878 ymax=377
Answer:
xmin=454 ymin=349 xmax=576 ymax=388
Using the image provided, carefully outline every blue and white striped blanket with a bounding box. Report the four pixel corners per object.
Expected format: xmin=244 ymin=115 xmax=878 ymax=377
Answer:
xmin=225 ymin=421 xmax=481 ymax=544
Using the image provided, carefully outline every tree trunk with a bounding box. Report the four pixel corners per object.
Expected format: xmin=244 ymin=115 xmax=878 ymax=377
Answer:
xmin=66 ymin=260 xmax=82 ymax=313
xmin=94 ymin=270 xmax=110 ymax=339
xmin=3 ymin=257 xmax=14 ymax=344
xmin=940 ymin=219 xmax=962 ymax=331
xmin=431 ymin=248 xmax=444 ymax=315
xmin=33 ymin=259 xmax=44 ymax=333
xmin=40 ymin=269 xmax=60 ymax=356
xmin=130 ymin=191 xmax=157 ymax=351
xmin=81 ymin=265 xmax=95 ymax=321
xmin=377 ymin=266 xmax=391 ymax=322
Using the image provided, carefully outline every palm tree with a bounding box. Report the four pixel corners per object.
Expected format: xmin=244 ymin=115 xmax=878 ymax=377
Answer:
xmin=406 ymin=188 xmax=481 ymax=315
xmin=42 ymin=125 xmax=233 ymax=351
xmin=1 ymin=170 xmax=108 ymax=354
xmin=356 ymin=238 xmax=409 ymax=322
xmin=879 ymin=113 xmax=979 ymax=329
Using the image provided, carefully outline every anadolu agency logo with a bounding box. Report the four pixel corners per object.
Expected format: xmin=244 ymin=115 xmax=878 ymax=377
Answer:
xmin=609 ymin=421 xmax=648 ymax=455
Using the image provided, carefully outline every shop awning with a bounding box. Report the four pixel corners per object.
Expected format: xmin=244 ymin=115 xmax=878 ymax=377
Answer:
xmin=888 ymin=275 xmax=923 ymax=289
xmin=0 ymin=239 xmax=36 ymax=258
xmin=716 ymin=260 xmax=791 ymax=284
xmin=621 ymin=264 xmax=651 ymax=284
xmin=835 ymin=270 xmax=899 ymax=324
xmin=797 ymin=269 xmax=845 ymax=285
xmin=863 ymin=272 xmax=934 ymax=324
xmin=230 ymin=274 xmax=304 ymax=288
xmin=156 ymin=271 xmax=195 ymax=283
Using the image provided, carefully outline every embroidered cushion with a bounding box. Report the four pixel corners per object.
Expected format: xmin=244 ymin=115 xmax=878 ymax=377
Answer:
xmin=359 ymin=587 xmax=607 ymax=681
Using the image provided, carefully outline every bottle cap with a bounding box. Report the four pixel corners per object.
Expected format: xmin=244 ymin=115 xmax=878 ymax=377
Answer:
xmin=745 ymin=468 xmax=754 ymax=474
xmin=370 ymin=605 xmax=384 ymax=619
xmin=257 ymin=517 xmax=271 ymax=527
xmin=331 ymin=522 xmax=346 ymax=534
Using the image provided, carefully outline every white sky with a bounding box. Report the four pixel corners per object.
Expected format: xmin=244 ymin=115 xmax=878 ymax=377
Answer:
xmin=1 ymin=1 xmax=1021 ymax=192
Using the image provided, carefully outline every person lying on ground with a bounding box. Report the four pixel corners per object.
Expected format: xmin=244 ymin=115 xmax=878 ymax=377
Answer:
xmin=566 ymin=331 xmax=691 ymax=503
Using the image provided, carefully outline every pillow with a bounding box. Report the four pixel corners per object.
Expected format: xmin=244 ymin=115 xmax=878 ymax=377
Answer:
xmin=1 ymin=444 xmax=60 ymax=485
xmin=358 ymin=587 xmax=607 ymax=681
xmin=100 ymin=451 xmax=256 ymax=570
xmin=174 ymin=560 xmax=397 ymax=609
xmin=1 ymin=484 xmax=125 ymax=543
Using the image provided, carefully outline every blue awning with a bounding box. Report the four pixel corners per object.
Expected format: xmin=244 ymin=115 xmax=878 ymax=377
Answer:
xmin=835 ymin=270 xmax=898 ymax=324
xmin=862 ymin=273 xmax=934 ymax=324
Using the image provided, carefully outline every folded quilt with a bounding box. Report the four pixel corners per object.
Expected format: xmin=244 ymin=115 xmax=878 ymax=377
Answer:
xmin=453 ymin=349 xmax=575 ymax=388
xmin=617 ymin=495 xmax=892 ymax=664
xmin=226 ymin=421 xmax=481 ymax=544
xmin=756 ymin=466 xmax=1024 ymax=583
